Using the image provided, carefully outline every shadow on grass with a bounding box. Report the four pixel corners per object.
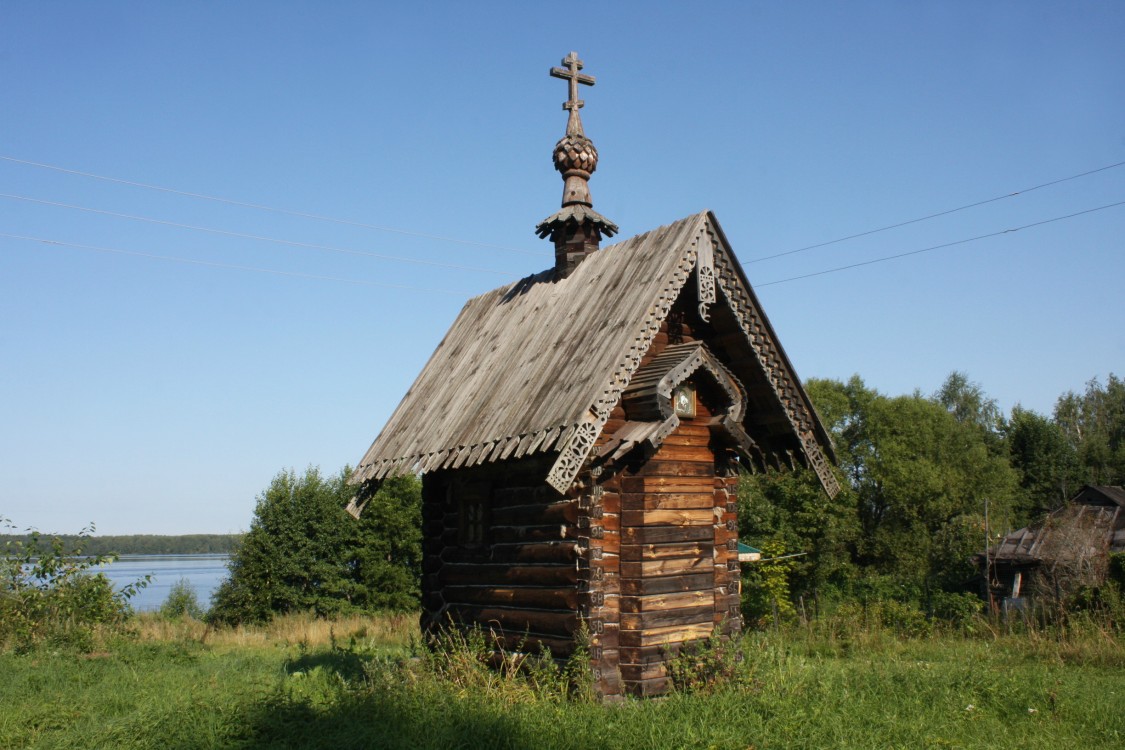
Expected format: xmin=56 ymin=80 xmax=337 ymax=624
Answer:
xmin=238 ymin=685 xmax=554 ymax=750
xmin=284 ymin=649 xmax=367 ymax=683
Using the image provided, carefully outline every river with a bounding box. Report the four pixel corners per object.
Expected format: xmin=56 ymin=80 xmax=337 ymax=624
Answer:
xmin=99 ymin=554 xmax=230 ymax=613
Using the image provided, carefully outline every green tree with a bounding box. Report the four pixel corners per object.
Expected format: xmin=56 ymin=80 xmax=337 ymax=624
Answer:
xmin=739 ymin=375 xmax=1019 ymax=612
xmin=349 ymin=475 xmax=423 ymax=611
xmin=1006 ymin=406 xmax=1082 ymax=519
xmin=159 ymin=578 xmax=205 ymax=620
xmin=207 ymin=467 xmax=421 ymax=625
xmin=1055 ymin=374 xmax=1125 ymax=486
xmin=935 ymin=371 xmax=1008 ymax=460
xmin=853 ymin=386 xmax=1018 ymax=594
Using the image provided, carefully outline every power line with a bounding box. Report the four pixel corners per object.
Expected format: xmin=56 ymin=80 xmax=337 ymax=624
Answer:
xmin=748 ymin=160 xmax=1125 ymax=264
xmin=0 ymin=193 xmax=515 ymax=277
xmin=0 ymin=232 xmax=473 ymax=295
xmin=0 ymin=154 xmax=541 ymax=257
xmin=756 ymin=199 xmax=1125 ymax=288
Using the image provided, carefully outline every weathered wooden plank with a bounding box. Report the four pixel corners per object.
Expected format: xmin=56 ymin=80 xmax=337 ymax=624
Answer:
xmin=490 ymin=500 xmax=578 ymax=525
xmin=616 ymin=571 xmax=711 ymax=602
xmin=635 ymin=460 xmax=714 ymax=478
xmin=620 ymin=604 xmax=714 ymax=630
xmin=440 ymin=563 xmax=578 ymax=587
xmin=648 ymin=444 xmax=715 ymax=462
xmin=618 ymin=621 xmax=715 ymax=647
xmin=620 ymin=556 xmax=713 ymax=578
xmin=490 ymin=524 xmax=575 ymax=543
xmin=620 ymin=589 xmax=713 ymax=613
xmin=619 ymin=541 xmax=711 ymax=562
xmin=623 ymin=492 xmax=716 ymax=510
xmin=444 ymin=586 xmax=578 ymax=610
xmin=600 ymin=492 xmax=621 ymax=514
xmin=620 ymin=525 xmax=712 ymax=544
xmin=637 ymin=477 xmax=717 ymax=494
xmin=659 ymin=432 xmax=711 ymax=448
xmin=619 ymin=662 xmax=667 ymax=683
xmin=620 ymin=643 xmax=688 ymax=665
xmin=443 ymin=604 xmax=577 ymax=637
xmin=443 ymin=541 xmax=578 ymax=565
xmin=620 ymin=508 xmax=714 ymax=527
xmin=620 ymin=476 xmax=715 ymax=494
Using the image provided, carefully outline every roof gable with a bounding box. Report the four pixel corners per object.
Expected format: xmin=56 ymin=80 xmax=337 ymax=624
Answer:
xmin=354 ymin=211 xmax=838 ymax=498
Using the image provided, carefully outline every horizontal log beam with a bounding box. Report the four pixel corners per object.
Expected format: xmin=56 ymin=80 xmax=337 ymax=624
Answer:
xmin=621 ymin=525 xmax=713 ymax=544
xmin=635 ymin=460 xmax=715 ymax=478
xmin=442 ymin=541 xmax=578 ymax=565
xmin=620 ymin=556 xmax=714 ymax=579
xmin=444 ymin=585 xmax=578 ymax=610
xmin=444 ymin=604 xmax=577 ymax=637
xmin=490 ymin=524 xmax=575 ymax=543
xmin=620 ymin=589 xmax=713 ymax=613
xmin=620 ymin=604 xmax=715 ymax=630
xmin=619 ymin=541 xmax=712 ymax=562
xmin=491 ymin=500 xmax=577 ymax=526
xmin=620 ymin=477 xmax=719 ymax=494
xmin=623 ymin=492 xmax=716 ymax=510
xmin=440 ymin=563 xmax=578 ymax=587
xmin=621 ymin=508 xmax=714 ymax=527
xmin=618 ymin=621 xmax=715 ymax=647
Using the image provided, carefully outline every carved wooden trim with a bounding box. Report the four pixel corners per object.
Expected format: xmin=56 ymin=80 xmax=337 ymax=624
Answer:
xmin=545 ymin=225 xmax=708 ymax=492
xmin=696 ymin=237 xmax=716 ymax=321
xmin=547 ymin=418 xmax=601 ymax=493
xmin=708 ymin=224 xmax=840 ymax=498
xmin=631 ymin=342 xmax=747 ymax=424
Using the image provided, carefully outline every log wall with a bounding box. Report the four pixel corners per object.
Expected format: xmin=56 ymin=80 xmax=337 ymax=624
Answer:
xmin=421 ymin=455 xmax=582 ymax=656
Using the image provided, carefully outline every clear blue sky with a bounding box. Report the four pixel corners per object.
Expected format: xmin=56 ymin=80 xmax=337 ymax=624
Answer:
xmin=2 ymin=2 xmax=1122 ymax=535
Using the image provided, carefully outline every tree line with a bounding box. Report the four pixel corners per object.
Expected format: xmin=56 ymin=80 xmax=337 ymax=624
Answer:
xmin=740 ymin=372 xmax=1124 ymax=623
xmin=0 ymin=533 xmax=243 ymax=556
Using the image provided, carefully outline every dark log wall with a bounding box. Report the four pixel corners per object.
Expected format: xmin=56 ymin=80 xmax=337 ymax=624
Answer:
xmin=421 ymin=455 xmax=582 ymax=655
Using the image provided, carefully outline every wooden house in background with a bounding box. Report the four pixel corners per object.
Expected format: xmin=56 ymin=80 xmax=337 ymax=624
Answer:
xmin=350 ymin=53 xmax=839 ymax=698
xmin=981 ymin=485 xmax=1125 ymax=611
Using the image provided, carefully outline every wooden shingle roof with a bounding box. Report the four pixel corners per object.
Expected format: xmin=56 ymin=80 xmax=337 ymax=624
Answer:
xmin=353 ymin=210 xmax=838 ymax=497
xmin=987 ymin=485 xmax=1125 ymax=564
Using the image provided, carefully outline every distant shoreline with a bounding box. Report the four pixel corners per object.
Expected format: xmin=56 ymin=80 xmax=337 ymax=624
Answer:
xmin=0 ymin=533 xmax=243 ymax=556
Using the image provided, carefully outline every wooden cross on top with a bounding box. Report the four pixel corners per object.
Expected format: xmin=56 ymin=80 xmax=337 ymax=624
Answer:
xmin=550 ymin=51 xmax=595 ymax=112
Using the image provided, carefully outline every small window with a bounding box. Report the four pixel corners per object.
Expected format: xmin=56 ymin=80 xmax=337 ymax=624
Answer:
xmin=456 ymin=480 xmax=490 ymax=546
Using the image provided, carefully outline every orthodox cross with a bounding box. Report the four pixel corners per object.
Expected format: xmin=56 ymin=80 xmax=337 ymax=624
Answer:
xmin=550 ymin=51 xmax=595 ymax=112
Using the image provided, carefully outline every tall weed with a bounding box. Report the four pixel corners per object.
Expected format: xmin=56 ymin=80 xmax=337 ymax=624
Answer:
xmin=0 ymin=518 xmax=148 ymax=652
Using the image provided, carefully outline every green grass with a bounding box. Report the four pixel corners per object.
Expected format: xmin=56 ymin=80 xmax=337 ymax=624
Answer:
xmin=1 ymin=619 xmax=1122 ymax=749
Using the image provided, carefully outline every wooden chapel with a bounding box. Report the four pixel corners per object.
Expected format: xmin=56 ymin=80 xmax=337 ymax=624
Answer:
xmin=350 ymin=52 xmax=840 ymax=698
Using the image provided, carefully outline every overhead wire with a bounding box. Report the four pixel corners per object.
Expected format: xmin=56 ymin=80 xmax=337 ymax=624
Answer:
xmin=756 ymin=199 xmax=1125 ymax=288
xmin=0 ymin=192 xmax=517 ymax=277
xmin=4 ymin=154 xmax=1123 ymax=291
xmin=748 ymin=160 xmax=1125 ymax=263
xmin=0 ymin=154 xmax=541 ymax=257
xmin=0 ymin=232 xmax=473 ymax=296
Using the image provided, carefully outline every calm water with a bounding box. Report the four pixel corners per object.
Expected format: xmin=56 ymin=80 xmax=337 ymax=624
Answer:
xmin=99 ymin=554 xmax=230 ymax=612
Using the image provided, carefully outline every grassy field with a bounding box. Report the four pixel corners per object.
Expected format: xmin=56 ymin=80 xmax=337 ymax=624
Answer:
xmin=1 ymin=614 xmax=1123 ymax=750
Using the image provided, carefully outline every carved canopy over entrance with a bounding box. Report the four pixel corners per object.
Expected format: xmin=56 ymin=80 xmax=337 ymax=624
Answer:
xmin=596 ymin=341 xmax=760 ymax=468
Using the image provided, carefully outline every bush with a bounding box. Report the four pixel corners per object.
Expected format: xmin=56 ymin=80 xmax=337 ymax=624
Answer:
xmin=929 ymin=590 xmax=985 ymax=628
xmin=208 ymin=468 xmax=422 ymax=626
xmin=667 ymin=629 xmax=752 ymax=694
xmin=160 ymin=578 xmax=205 ymax=620
xmin=1 ymin=518 xmax=148 ymax=652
